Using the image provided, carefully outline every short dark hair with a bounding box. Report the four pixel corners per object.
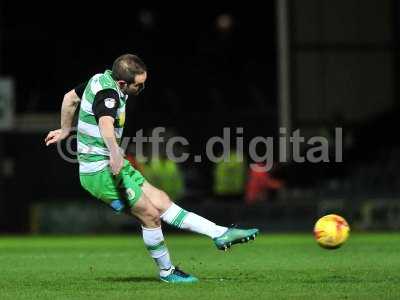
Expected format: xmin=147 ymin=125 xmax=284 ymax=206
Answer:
xmin=111 ymin=54 xmax=147 ymax=83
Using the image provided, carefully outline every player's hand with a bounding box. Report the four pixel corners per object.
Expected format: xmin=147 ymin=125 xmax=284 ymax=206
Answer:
xmin=44 ymin=129 xmax=70 ymax=146
xmin=110 ymin=148 xmax=124 ymax=175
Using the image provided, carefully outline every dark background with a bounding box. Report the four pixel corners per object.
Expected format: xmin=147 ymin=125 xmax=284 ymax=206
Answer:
xmin=1 ymin=1 xmax=399 ymax=233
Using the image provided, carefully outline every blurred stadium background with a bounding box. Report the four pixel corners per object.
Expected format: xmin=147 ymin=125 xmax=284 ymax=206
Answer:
xmin=0 ymin=0 xmax=399 ymax=235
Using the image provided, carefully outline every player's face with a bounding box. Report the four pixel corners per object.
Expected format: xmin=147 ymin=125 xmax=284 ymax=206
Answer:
xmin=122 ymin=72 xmax=147 ymax=96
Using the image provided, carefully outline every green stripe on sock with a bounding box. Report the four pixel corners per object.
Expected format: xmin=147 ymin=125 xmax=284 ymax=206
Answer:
xmin=171 ymin=209 xmax=188 ymax=228
xmin=146 ymin=241 xmax=166 ymax=251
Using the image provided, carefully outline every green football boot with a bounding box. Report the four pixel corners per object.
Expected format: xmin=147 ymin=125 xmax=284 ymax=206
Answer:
xmin=160 ymin=267 xmax=199 ymax=283
xmin=213 ymin=227 xmax=259 ymax=251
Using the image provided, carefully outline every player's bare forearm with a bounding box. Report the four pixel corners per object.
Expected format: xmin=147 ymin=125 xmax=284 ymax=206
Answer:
xmin=45 ymin=89 xmax=80 ymax=146
xmin=98 ymin=116 xmax=119 ymax=153
xmin=99 ymin=116 xmax=123 ymax=175
xmin=61 ymin=89 xmax=81 ymax=134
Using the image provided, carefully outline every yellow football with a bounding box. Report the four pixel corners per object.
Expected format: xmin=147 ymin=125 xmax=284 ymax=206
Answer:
xmin=314 ymin=214 xmax=350 ymax=249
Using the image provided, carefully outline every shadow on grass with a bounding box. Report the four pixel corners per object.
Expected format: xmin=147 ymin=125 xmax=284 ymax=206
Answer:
xmin=97 ymin=276 xmax=158 ymax=283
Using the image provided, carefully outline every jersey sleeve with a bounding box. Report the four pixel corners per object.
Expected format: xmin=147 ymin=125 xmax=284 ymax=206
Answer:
xmin=74 ymin=81 xmax=88 ymax=99
xmin=92 ymin=89 xmax=120 ymax=122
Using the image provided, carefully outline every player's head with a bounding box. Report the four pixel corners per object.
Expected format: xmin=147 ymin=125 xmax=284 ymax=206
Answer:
xmin=112 ymin=54 xmax=147 ymax=96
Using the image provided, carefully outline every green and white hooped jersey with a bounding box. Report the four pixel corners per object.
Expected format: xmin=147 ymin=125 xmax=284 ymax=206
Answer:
xmin=77 ymin=70 xmax=127 ymax=174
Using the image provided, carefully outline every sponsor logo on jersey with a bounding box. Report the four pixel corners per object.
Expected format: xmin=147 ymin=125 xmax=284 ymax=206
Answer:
xmin=118 ymin=112 xmax=126 ymax=127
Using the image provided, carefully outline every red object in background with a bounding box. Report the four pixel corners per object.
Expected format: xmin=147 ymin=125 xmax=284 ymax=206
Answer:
xmin=245 ymin=163 xmax=283 ymax=205
xmin=126 ymin=154 xmax=144 ymax=173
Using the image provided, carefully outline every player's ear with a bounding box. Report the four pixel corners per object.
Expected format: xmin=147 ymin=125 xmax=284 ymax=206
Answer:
xmin=117 ymin=80 xmax=127 ymax=89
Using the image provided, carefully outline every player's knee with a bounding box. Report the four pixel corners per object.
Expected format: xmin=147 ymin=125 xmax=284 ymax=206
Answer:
xmin=145 ymin=208 xmax=161 ymax=227
xmin=158 ymin=190 xmax=172 ymax=211
xmin=132 ymin=201 xmax=161 ymax=227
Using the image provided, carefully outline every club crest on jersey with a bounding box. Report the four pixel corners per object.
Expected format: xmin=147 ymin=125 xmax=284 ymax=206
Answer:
xmin=126 ymin=188 xmax=136 ymax=200
xmin=104 ymin=98 xmax=116 ymax=108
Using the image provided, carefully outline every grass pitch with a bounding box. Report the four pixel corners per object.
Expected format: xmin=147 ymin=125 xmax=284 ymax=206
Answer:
xmin=0 ymin=233 xmax=399 ymax=299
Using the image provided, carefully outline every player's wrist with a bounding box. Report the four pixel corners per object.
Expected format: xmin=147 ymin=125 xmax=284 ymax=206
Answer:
xmin=110 ymin=145 xmax=123 ymax=157
xmin=60 ymin=127 xmax=72 ymax=135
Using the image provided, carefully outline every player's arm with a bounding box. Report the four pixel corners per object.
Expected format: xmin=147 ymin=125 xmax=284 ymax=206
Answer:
xmin=99 ymin=116 xmax=123 ymax=175
xmin=93 ymin=89 xmax=123 ymax=175
xmin=45 ymin=82 xmax=86 ymax=146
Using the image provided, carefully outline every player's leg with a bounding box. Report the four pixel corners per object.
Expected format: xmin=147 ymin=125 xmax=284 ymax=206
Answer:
xmin=130 ymin=194 xmax=171 ymax=270
xmin=142 ymin=181 xmax=227 ymax=238
xmin=80 ymin=162 xmax=197 ymax=283
xmin=129 ymin=192 xmax=198 ymax=283
xmin=142 ymin=181 xmax=259 ymax=250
